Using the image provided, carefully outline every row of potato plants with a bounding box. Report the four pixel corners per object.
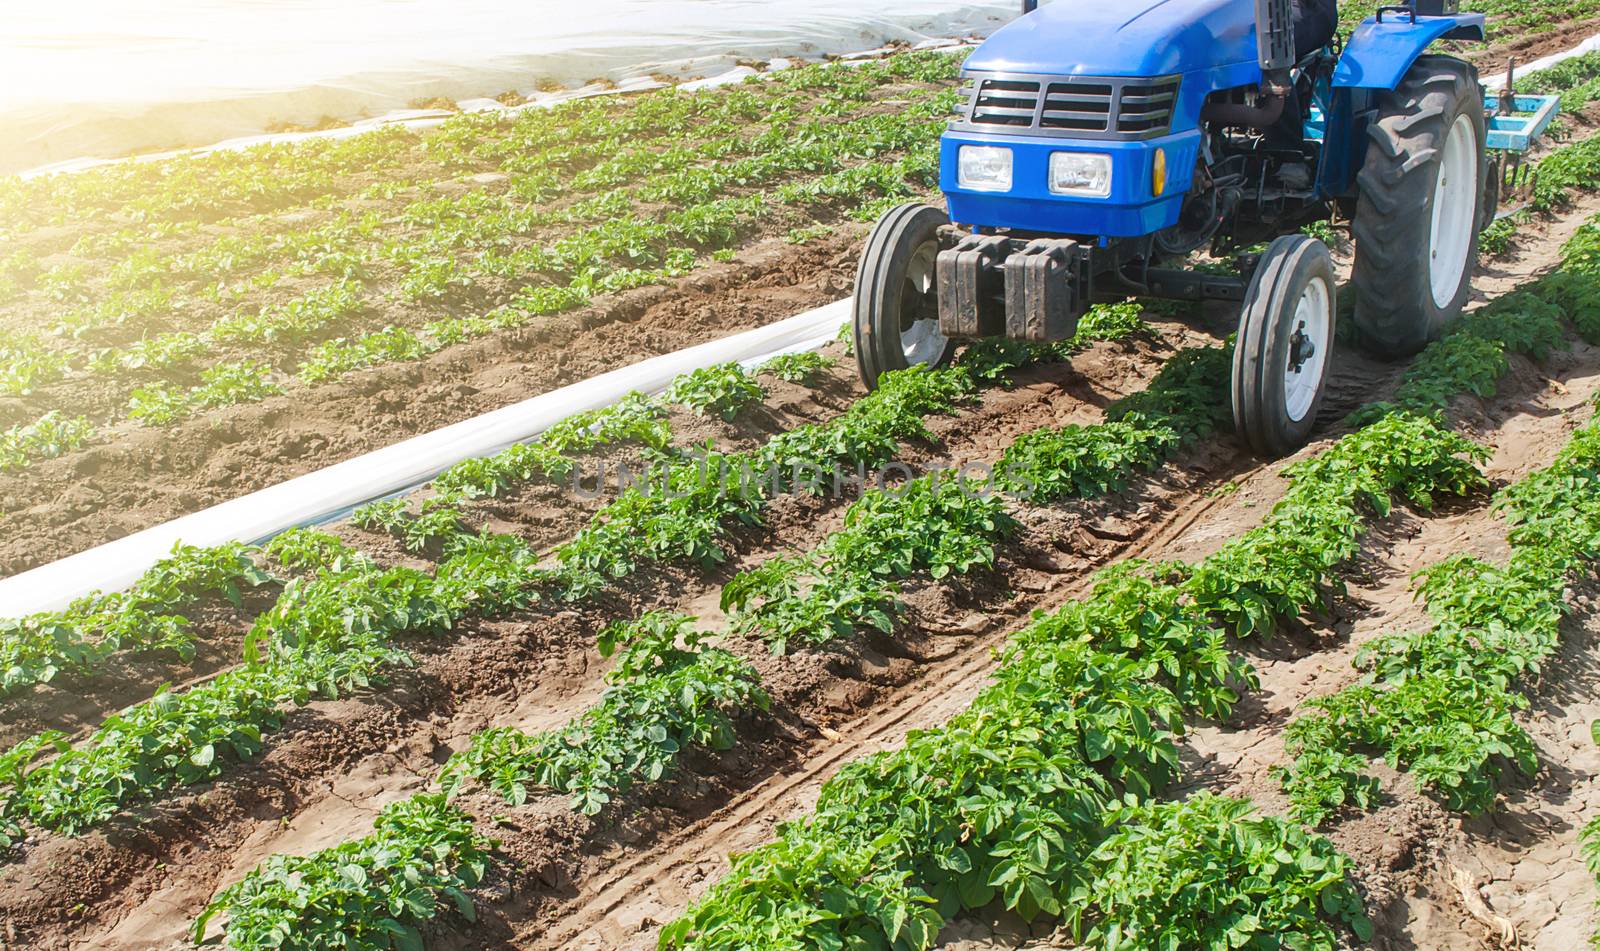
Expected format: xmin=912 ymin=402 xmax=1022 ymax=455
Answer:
xmin=0 ymin=97 xmax=953 ymax=467
xmin=1275 ymin=218 xmax=1600 ymax=824
xmin=4 ymin=53 xmax=960 ymax=366
xmin=659 ymin=408 xmax=1491 ymax=949
xmin=24 ymin=56 xmax=956 ymax=350
xmin=35 ymin=78 xmax=837 ymax=302
xmin=1277 ymin=405 xmax=1600 ymax=823
xmin=436 ymin=611 xmax=768 ymax=815
xmin=191 ymin=792 xmax=494 ymax=951
xmin=186 ymin=259 xmax=1574 ymax=948
xmin=352 ymin=359 xmax=791 ymax=552
xmin=0 ymin=542 xmax=271 ymax=699
xmin=0 ymin=356 xmax=742 ymax=707
xmin=0 ymin=315 xmax=1063 ymax=846
xmin=187 ymin=310 xmax=1194 ymax=948
xmin=0 ymin=51 xmax=961 ymax=248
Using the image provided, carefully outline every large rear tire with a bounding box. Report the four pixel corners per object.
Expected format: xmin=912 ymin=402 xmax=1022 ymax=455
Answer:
xmin=853 ymin=203 xmax=956 ymax=389
xmin=1351 ymin=55 xmax=1487 ymax=358
xmin=1233 ymin=235 xmax=1337 ymax=457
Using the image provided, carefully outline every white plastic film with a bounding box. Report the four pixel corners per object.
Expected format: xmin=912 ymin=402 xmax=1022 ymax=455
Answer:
xmin=4 ymin=0 xmax=1010 ymax=176
xmin=0 ymin=300 xmax=850 ymax=615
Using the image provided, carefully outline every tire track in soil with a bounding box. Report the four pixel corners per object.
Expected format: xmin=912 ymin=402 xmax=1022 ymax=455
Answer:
xmin=517 ymin=449 xmax=1262 ymax=951
xmin=10 ymin=319 xmax=1210 ymax=950
xmin=20 ymin=147 xmax=1600 ymax=951
xmin=521 ymin=193 xmax=1600 ymax=951
xmin=922 ymin=201 xmax=1600 ymax=951
xmin=1175 ymin=338 xmax=1600 ymax=951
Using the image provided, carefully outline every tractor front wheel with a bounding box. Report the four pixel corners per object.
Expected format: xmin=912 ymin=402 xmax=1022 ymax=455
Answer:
xmin=1351 ymin=55 xmax=1487 ymax=358
xmin=1233 ymin=235 xmax=1337 ymax=457
xmin=853 ymin=203 xmax=956 ymax=389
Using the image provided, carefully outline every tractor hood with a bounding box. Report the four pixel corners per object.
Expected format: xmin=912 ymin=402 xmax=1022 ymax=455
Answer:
xmin=963 ymin=0 xmax=1259 ymax=77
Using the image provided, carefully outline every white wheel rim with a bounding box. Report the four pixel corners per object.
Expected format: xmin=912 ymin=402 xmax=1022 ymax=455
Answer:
xmin=1284 ymin=274 xmax=1331 ymax=424
xmin=900 ymin=241 xmax=946 ymax=365
xmin=1428 ymin=114 xmax=1477 ymax=310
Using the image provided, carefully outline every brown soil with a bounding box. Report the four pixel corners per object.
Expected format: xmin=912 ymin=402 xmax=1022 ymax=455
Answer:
xmin=4 ymin=176 xmax=1598 ymax=951
xmin=8 ymin=30 xmax=1600 ymax=951
xmin=1471 ymin=15 xmax=1600 ymax=76
xmin=0 ymin=357 xmax=867 ymax=751
xmin=0 ymin=228 xmax=863 ymax=578
xmin=0 ymin=298 xmax=1231 ymax=949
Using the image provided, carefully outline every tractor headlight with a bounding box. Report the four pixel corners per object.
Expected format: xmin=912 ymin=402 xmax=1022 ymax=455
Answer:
xmin=958 ymin=145 xmax=1013 ymax=192
xmin=1048 ymin=151 xmax=1113 ymax=198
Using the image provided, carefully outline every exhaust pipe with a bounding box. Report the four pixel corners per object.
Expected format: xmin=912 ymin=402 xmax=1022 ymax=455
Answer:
xmin=1200 ymin=0 xmax=1295 ymax=129
xmin=1200 ymin=94 xmax=1288 ymax=128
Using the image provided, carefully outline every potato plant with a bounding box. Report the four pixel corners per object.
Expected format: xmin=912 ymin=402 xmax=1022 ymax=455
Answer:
xmin=756 ymin=351 xmax=834 ymax=385
xmin=439 ymin=612 xmax=767 ymax=815
xmin=663 ymin=405 xmax=1489 ymax=949
xmin=192 ymin=793 xmax=493 ymax=951
xmin=724 ymin=474 xmax=1017 ymax=653
xmin=666 ymin=363 xmax=765 ymax=422
xmin=0 ymin=412 xmax=94 ymax=472
xmin=1276 ymin=220 xmax=1600 ymax=826
xmin=0 ymin=51 xmax=966 ymax=470
xmin=1081 ymin=794 xmax=1369 ymax=950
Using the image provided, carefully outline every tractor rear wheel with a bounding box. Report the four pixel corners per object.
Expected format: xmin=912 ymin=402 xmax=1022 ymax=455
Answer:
xmin=1233 ymin=235 xmax=1337 ymax=457
xmin=853 ymin=203 xmax=956 ymax=389
xmin=1351 ymin=55 xmax=1486 ymax=358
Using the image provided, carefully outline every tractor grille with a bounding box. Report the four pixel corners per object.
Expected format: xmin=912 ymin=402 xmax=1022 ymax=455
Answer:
xmin=952 ymin=72 xmax=1181 ymax=140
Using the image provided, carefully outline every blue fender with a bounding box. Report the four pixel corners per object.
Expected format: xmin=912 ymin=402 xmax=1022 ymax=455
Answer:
xmin=1333 ymin=13 xmax=1486 ymax=90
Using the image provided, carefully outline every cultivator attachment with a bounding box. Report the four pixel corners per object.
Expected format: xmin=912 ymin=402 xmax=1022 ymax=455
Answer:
xmin=1485 ymin=60 xmax=1562 ymax=221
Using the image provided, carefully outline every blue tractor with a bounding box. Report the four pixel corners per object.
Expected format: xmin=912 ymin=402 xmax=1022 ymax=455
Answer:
xmin=853 ymin=0 xmax=1554 ymax=455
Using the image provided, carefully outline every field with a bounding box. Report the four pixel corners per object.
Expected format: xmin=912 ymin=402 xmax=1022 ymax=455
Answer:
xmin=6 ymin=5 xmax=1600 ymax=951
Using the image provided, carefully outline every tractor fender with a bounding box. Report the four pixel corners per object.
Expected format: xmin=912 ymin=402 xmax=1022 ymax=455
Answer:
xmin=1332 ymin=13 xmax=1486 ymax=90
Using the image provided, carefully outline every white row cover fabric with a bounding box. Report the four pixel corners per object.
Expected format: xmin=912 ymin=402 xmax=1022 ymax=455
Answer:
xmin=1483 ymin=32 xmax=1600 ymax=88
xmin=6 ymin=0 xmax=1008 ymax=177
xmin=0 ymin=300 xmax=850 ymax=616
xmin=18 ymin=39 xmax=979 ymax=180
